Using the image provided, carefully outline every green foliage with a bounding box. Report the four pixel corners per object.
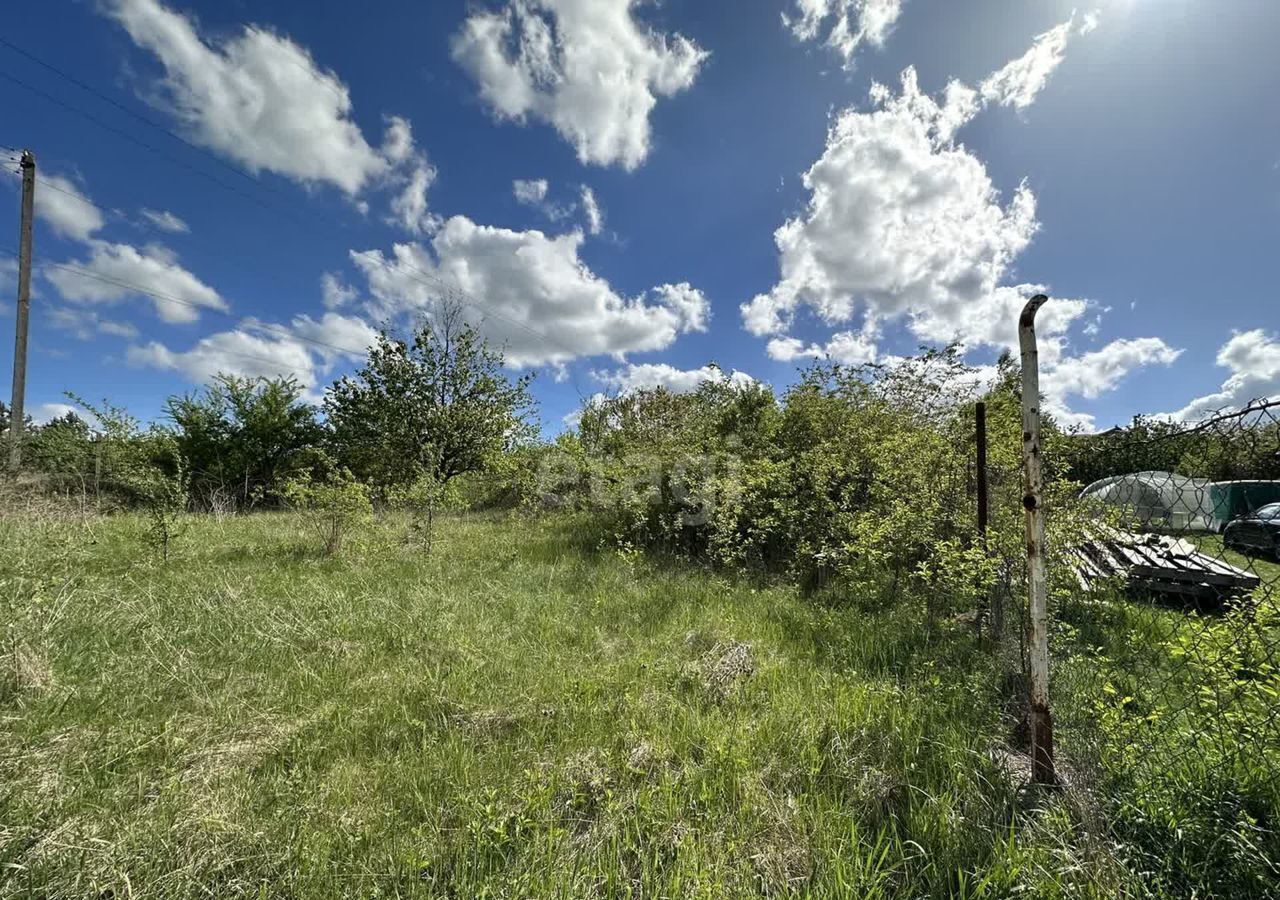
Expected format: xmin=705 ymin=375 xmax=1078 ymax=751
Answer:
xmin=166 ymin=374 xmax=323 ymax=511
xmin=56 ymin=397 xmax=191 ymax=555
xmin=578 ymin=370 xmax=779 ymax=461
xmin=563 ymin=349 xmax=1052 ymax=614
xmin=452 ymin=442 xmax=549 ymax=512
xmin=1061 ymin=411 xmax=1280 ymax=485
xmin=386 ymin=463 xmax=459 ymax=552
xmin=0 ymin=399 xmax=33 ymax=452
xmin=1176 ymin=418 xmax=1280 ymax=481
xmin=1053 ymin=584 xmax=1280 ymax=897
xmin=0 ymin=511 xmax=1143 ymax=898
xmin=122 ymin=433 xmax=189 ymax=562
xmin=25 ymin=410 xmax=95 ymax=498
xmin=325 ymin=305 xmax=536 ymax=493
xmin=282 ymin=464 xmax=373 ymax=555
xmin=567 ymin=374 xmax=782 ymax=558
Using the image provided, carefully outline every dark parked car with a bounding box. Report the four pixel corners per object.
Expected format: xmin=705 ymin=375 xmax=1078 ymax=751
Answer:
xmin=1223 ymin=502 xmax=1280 ymax=560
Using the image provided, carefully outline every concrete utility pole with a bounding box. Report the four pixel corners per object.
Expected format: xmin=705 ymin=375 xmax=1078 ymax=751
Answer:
xmin=8 ymin=149 xmax=34 ymax=471
xmin=1019 ymin=294 xmax=1055 ymax=786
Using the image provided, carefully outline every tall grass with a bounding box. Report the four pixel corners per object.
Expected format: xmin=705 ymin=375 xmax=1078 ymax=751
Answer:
xmin=0 ymin=511 xmax=1210 ymax=897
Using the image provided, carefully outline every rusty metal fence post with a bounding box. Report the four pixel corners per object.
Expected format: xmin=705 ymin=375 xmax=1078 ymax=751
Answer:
xmin=1019 ymin=294 xmax=1056 ymax=785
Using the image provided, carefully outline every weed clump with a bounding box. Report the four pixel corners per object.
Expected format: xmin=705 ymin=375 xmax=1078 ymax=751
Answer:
xmin=0 ymin=642 xmax=52 ymax=702
xmin=552 ymin=749 xmax=616 ymax=836
xmin=688 ymin=640 xmax=756 ymax=703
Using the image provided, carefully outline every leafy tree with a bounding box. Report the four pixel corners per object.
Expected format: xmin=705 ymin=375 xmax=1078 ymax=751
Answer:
xmin=1 ymin=400 xmax=34 ymax=467
xmin=27 ymin=410 xmax=95 ymax=497
xmin=166 ymin=374 xmax=323 ymax=510
xmin=578 ymin=368 xmax=779 ymax=461
xmin=325 ymin=304 xmax=536 ymax=492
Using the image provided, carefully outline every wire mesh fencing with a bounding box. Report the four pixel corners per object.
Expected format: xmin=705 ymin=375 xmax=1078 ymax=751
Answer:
xmin=1010 ymin=399 xmax=1280 ymax=890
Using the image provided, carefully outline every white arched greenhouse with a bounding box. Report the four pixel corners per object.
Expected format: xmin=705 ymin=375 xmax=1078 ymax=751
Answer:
xmin=1079 ymin=471 xmax=1215 ymax=533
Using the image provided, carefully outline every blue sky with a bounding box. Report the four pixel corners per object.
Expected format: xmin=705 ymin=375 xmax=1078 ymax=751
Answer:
xmin=2 ymin=0 xmax=1278 ymax=434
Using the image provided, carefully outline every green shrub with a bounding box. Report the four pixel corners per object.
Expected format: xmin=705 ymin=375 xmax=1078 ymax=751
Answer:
xmin=387 ymin=468 xmax=460 ymax=552
xmin=166 ymin=374 xmax=323 ymax=511
xmin=564 ymin=350 xmax=1042 ymax=614
xmin=282 ymin=466 xmax=373 ymax=555
xmin=121 ymin=434 xmax=189 ymax=562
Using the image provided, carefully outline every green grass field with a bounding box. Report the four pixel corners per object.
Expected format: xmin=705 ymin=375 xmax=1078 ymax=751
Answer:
xmin=0 ymin=511 xmax=1268 ymax=897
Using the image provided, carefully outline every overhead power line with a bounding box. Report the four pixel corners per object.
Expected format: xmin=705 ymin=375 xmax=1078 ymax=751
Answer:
xmin=0 ymin=217 xmax=587 ymax=400
xmin=0 ymin=34 xmax=342 ymax=200
xmin=0 ymin=246 xmax=369 ymax=359
xmin=0 ymin=247 xmax=596 ymax=408
xmin=4 ymin=166 xmax=108 ymax=211
xmin=10 ymin=151 xmax=583 ymax=368
xmin=0 ymin=57 xmax=567 ymax=355
xmin=0 ymin=68 xmax=299 ymax=221
xmin=0 ymin=249 xmax=372 ymax=383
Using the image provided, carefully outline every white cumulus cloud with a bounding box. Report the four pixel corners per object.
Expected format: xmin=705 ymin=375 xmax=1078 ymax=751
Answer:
xmin=592 ymin=362 xmax=756 ymax=395
xmin=129 ymin=331 xmax=318 ymax=389
xmin=127 ymin=311 xmax=377 ymax=394
xmin=748 ymin=14 xmax=1169 ymax=431
xmin=1169 ymin=329 xmax=1280 ymax=421
xmin=767 ymin=328 xmax=879 ymax=366
xmin=320 ymin=272 xmax=358 ymax=310
xmin=389 ymin=162 xmax=441 ymax=235
xmin=785 ymin=0 xmax=905 ymax=68
xmin=105 ymin=0 xmax=390 ymax=194
xmin=47 ymin=306 xmax=139 ymax=341
xmin=980 ymin=11 xmax=1099 ymax=110
xmin=452 ymin=0 xmax=708 ymax=170
xmin=140 ymin=208 xmax=189 ymax=234
xmin=1051 ymin=337 xmax=1181 ymax=401
xmin=378 ymin=116 xmax=440 ymax=235
xmin=31 ymin=173 xmax=105 ymax=242
xmin=45 ymin=241 xmax=227 ymax=324
xmin=351 ymin=215 xmax=709 ymax=367
xmin=380 ymin=115 xmax=417 ymax=166
xmin=741 ymin=66 xmax=1037 ymax=341
xmin=285 ymin=311 xmax=380 ymax=365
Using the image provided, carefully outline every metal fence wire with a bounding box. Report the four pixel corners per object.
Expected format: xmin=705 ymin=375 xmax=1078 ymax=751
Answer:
xmin=1012 ymin=398 xmax=1280 ymax=883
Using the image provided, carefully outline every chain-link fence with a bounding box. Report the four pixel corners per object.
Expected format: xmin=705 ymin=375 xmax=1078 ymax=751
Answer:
xmin=999 ymin=398 xmax=1280 ymax=892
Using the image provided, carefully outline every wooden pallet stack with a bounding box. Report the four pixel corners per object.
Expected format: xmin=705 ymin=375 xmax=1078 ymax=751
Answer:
xmin=1070 ymin=525 xmax=1261 ymax=601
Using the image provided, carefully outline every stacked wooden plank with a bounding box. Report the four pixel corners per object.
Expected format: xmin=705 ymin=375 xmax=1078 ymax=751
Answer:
xmin=1070 ymin=525 xmax=1261 ymax=601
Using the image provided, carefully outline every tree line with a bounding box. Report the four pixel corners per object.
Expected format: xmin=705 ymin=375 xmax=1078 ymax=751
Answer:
xmin=4 ymin=310 xmax=537 ymax=515
xmin=6 ymin=308 xmax=1275 ymax=573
